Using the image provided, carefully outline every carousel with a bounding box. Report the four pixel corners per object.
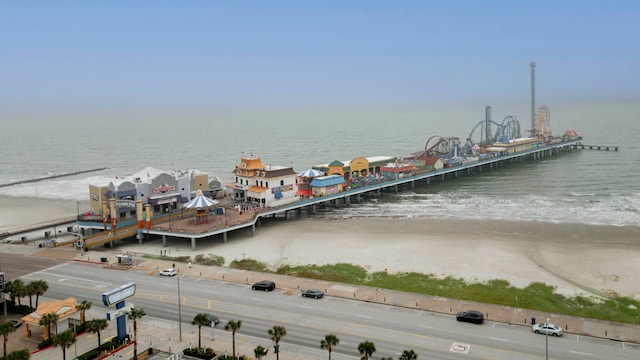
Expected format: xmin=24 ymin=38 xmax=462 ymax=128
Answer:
xmin=183 ymin=189 xmax=219 ymax=224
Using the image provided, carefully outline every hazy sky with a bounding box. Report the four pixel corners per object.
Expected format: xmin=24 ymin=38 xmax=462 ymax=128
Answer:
xmin=2 ymin=1 xmax=638 ymax=115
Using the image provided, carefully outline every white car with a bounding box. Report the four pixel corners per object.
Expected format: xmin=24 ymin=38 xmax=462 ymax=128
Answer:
xmin=159 ymin=268 xmax=177 ymax=276
xmin=532 ymin=322 xmax=563 ymax=336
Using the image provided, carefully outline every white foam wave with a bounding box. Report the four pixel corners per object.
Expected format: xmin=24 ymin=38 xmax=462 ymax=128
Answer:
xmin=1 ymin=175 xmax=638 ymax=226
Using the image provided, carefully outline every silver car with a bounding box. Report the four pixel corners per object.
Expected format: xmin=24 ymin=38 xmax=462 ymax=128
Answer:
xmin=532 ymin=322 xmax=563 ymax=336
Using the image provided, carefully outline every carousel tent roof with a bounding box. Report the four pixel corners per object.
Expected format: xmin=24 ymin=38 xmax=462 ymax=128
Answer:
xmin=184 ymin=190 xmax=219 ymax=209
xmin=298 ymin=168 xmax=324 ymax=177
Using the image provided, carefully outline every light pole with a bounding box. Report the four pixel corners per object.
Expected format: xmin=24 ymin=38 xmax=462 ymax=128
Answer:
xmin=73 ymin=318 xmax=78 ymax=360
xmin=178 ymin=275 xmax=183 ymax=341
xmin=545 ymin=318 xmax=549 ymax=360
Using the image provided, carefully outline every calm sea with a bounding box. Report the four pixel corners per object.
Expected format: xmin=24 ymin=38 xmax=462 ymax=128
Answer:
xmin=1 ymin=100 xmax=638 ymax=226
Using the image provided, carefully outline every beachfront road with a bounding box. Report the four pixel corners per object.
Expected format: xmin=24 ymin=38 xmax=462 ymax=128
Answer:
xmin=21 ymin=262 xmax=640 ymax=360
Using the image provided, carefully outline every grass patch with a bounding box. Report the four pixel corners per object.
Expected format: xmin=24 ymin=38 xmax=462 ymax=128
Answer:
xmin=229 ymin=259 xmax=271 ymax=272
xmin=142 ymin=254 xmax=191 ymax=263
xmin=194 ymin=253 xmax=225 ymax=266
xmin=273 ymin=264 xmax=640 ymax=325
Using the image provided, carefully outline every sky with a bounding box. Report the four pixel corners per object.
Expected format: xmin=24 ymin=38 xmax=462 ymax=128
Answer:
xmin=2 ymin=1 xmax=639 ymax=117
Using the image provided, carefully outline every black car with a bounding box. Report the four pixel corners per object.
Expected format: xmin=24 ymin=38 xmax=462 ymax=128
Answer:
xmin=207 ymin=314 xmax=220 ymax=327
xmin=252 ymin=280 xmax=276 ymax=291
xmin=301 ymin=289 xmax=324 ymax=299
xmin=456 ymin=310 xmax=484 ymax=324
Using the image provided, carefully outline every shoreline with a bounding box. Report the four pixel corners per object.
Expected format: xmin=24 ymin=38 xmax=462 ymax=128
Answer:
xmin=3 ymin=195 xmax=640 ymax=299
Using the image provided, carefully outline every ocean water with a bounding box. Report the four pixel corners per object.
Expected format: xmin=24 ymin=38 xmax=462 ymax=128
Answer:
xmin=1 ymin=100 xmax=638 ymax=226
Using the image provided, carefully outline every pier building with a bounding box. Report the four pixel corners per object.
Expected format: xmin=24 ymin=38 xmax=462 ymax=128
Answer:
xmin=231 ymin=154 xmax=298 ymax=208
xmin=312 ymin=155 xmax=396 ymax=184
xmin=82 ymin=167 xmax=222 ymax=237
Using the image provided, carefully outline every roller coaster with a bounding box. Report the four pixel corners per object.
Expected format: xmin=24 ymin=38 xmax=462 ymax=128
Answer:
xmin=413 ymin=106 xmax=524 ymax=163
xmin=464 ymin=111 xmax=522 ymax=154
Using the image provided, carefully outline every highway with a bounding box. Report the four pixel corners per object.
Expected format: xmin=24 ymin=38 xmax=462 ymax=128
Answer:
xmin=22 ymin=262 xmax=640 ymax=359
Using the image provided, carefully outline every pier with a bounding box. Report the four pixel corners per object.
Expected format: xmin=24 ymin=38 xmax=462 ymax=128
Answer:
xmin=572 ymin=144 xmax=619 ymax=151
xmin=0 ymin=217 xmax=77 ymax=241
xmin=0 ymin=167 xmax=108 ymax=189
xmin=79 ymin=137 xmax=584 ymax=251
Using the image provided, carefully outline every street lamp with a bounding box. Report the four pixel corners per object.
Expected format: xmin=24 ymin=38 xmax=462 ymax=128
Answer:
xmin=177 ymin=275 xmax=183 ymax=342
xmin=73 ymin=317 xmax=78 ymax=360
xmin=545 ymin=318 xmax=549 ymax=360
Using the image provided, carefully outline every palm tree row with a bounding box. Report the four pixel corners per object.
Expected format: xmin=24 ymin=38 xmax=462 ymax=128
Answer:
xmin=4 ymin=279 xmax=49 ymax=309
xmin=189 ymin=313 xmax=419 ymax=360
xmin=357 ymin=341 xmax=418 ymax=360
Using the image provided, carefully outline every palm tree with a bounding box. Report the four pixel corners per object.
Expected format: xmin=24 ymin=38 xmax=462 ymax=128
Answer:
xmin=399 ymin=349 xmax=418 ymax=360
xmin=320 ymin=333 xmax=340 ymax=360
xmin=357 ymin=340 xmax=376 ymax=360
xmin=0 ymin=321 xmax=17 ymax=357
xmin=126 ymin=306 xmax=146 ymax=360
xmin=24 ymin=282 xmax=35 ymax=309
xmin=7 ymin=279 xmax=25 ymax=307
xmin=31 ymin=280 xmax=49 ymax=308
xmin=191 ymin=313 xmax=210 ymax=349
xmin=76 ymin=300 xmax=92 ymax=324
xmin=85 ymin=318 xmax=108 ymax=350
xmin=253 ymin=345 xmax=268 ymax=359
xmin=52 ymin=329 xmax=76 ymax=360
xmin=267 ymin=325 xmax=287 ymax=360
xmin=39 ymin=312 xmax=59 ymax=340
xmin=4 ymin=348 xmax=30 ymax=360
xmin=224 ymin=320 xmax=242 ymax=359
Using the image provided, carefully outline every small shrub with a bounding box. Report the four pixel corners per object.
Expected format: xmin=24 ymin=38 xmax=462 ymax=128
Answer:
xmin=194 ymin=253 xmax=225 ymax=266
xmin=37 ymin=339 xmax=53 ymax=349
xmin=230 ymin=259 xmax=271 ymax=272
xmin=183 ymin=347 xmax=216 ymax=359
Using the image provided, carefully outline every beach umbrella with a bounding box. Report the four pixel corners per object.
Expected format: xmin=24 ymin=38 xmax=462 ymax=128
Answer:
xmin=183 ymin=189 xmax=219 ymax=209
xmin=298 ymin=168 xmax=323 ymax=177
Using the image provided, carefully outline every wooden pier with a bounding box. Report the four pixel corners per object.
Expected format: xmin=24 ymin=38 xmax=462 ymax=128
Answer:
xmin=76 ymin=137 xmax=585 ymax=251
xmin=572 ymin=144 xmax=619 ymax=151
xmin=0 ymin=217 xmax=77 ymax=241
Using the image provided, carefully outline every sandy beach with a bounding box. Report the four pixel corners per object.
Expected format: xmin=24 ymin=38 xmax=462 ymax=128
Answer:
xmin=3 ymin=195 xmax=640 ymax=299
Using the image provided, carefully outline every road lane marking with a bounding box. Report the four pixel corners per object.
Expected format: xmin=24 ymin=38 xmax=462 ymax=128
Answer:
xmin=570 ymin=350 xmax=592 ymax=356
xmin=45 ymin=272 xmax=113 ymax=285
xmin=490 ymin=337 xmax=510 ymax=342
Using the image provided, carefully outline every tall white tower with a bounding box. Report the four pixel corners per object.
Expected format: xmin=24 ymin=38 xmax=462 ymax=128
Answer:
xmin=530 ymin=62 xmax=536 ymax=135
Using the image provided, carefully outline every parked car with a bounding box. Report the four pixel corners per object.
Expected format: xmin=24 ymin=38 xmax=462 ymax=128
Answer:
xmin=532 ymin=323 xmax=563 ymax=336
xmin=301 ymin=289 xmax=324 ymax=299
xmin=456 ymin=310 xmax=484 ymax=324
xmin=252 ymin=280 xmax=276 ymax=291
xmin=207 ymin=314 xmax=220 ymax=327
xmin=159 ymin=268 xmax=177 ymax=276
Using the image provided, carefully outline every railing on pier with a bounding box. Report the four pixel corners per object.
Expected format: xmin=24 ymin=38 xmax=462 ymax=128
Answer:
xmin=0 ymin=217 xmax=77 ymax=240
xmin=572 ymin=144 xmax=619 ymax=151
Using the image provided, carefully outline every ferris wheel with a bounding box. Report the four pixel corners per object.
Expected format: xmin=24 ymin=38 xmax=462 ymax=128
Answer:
xmin=537 ymin=105 xmax=551 ymax=134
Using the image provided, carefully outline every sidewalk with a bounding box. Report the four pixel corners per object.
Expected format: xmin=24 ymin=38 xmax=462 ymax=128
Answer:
xmin=26 ymin=313 xmax=259 ymax=360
